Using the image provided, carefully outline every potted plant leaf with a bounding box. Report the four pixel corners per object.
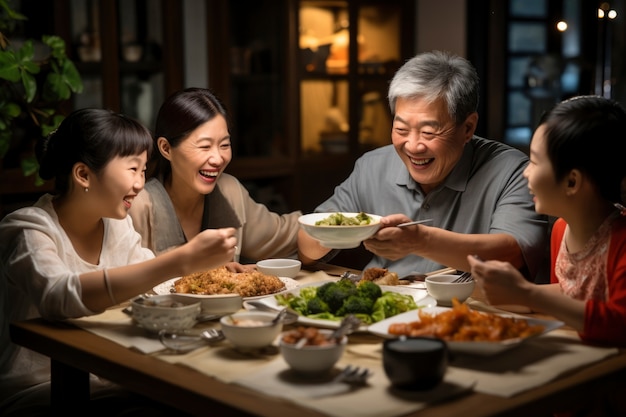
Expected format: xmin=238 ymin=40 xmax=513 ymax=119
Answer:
xmin=0 ymin=0 xmax=83 ymax=186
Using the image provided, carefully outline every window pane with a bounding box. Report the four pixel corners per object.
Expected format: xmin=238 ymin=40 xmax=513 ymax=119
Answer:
xmin=505 ymin=127 xmax=532 ymax=146
xmin=561 ymin=62 xmax=581 ymax=94
xmin=510 ymin=0 xmax=547 ymax=18
xmin=507 ymin=91 xmax=531 ymax=125
xmin=508 ymin=56 xmax=532 ymax=88
xmin=509 ymin=23 xmax=546 ymax=53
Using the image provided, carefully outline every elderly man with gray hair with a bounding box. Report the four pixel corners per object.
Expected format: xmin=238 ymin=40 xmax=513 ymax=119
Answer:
xmin=299 ymin=50 xmax=548 ymax=281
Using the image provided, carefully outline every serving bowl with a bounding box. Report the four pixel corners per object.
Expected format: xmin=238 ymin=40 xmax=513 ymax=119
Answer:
xmin=279 ymin=327 xmax=347 ymax=374
xmin=298 ymin=212 xmax=382 ymax=249
xmin=256 ymin=258 xmax=302 ymax=278
xmin=220 ymin=311 xmax=283 ymax=350
xmin=425 ymin=274 xmax=475 ymax=306
xmin=131 ymin=294 xmax=201 ymax=333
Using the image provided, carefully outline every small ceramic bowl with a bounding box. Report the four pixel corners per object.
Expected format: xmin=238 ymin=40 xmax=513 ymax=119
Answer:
xmin=383 ymin=337 xmax=448 ymax=390
xmin=256 ymin=258 xmax=302 ymax=278
xmin=131 ymin=294 xmax=201 ymax=333
xmin=425 ymin=274 xmax=475 ymax=306
xmin=298 ymin=212 xmax=382 ymax=249
xmin=220 ymin=311 xmax=283 ymax=350
xmin=279 ymin=328 xmax=347 ymax=374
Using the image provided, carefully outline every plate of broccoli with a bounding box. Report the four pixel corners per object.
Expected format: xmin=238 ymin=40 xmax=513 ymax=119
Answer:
xmin=247 ymin=280 xmax=435 ymax=330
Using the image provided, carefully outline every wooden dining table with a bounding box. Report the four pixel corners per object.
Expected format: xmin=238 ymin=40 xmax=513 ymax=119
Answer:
xmin=9 ymin=263 xmax=626 ymax=417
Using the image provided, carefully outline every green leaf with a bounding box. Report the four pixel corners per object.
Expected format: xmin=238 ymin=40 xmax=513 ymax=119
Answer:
xmin=43 ymin=35 xmax=66 ymax=59
xmin=44 ymin=72 xmax=70 ymax=101
xmin=0 ymin=0 xmax=28 ymax=21
xmin=34 ymin=173 xmax=44 ymax=187
xmin=20 ymin=70 xmax=37 ymax=102
xmin=0 ymin=51 xmax=21 ymax=81
xmin=62 ymin=60 xmax=83 ymax=93
xmin=15 ymin=40 xmax=34 ymax=61
xmin=21 ymin=59 xmax=40 ymax=75
xmin=0 ymin=101 xmax=20 ymax=118
xmin=41 ymin=114 xmax=64 ymax=137
xmin=21 ymin=154 xmax=39 ymax=177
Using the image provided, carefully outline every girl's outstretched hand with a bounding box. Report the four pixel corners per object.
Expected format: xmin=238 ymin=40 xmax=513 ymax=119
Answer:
xmin=183 ymin=227 xmax=238 ymax=274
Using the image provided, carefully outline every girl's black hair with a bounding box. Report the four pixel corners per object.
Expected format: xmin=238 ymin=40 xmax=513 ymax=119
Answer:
xmin=36 ymin=108 xmax=153 ymax=195
xmin=539 ymin=95 xmax=626 ymax=205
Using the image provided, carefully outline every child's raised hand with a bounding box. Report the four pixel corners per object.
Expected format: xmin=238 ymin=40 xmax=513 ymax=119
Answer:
xmin=184 ymin=227 xmax=238 ymax=273
xmin=467 ymin=254 xmax=533 ymax=307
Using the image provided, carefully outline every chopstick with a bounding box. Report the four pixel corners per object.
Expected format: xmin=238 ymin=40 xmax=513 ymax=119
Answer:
xmin=425 ymin=267 xmax=457 ymax=276
xmin=396 ymin=219 xmax=433 ymax=228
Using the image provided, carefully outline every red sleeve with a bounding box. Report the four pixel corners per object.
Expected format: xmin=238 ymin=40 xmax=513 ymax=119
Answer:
xmin=550 ymin=218 xmax=567 ymax=284
xmin=581 ymin=216 xmax=626 ymax=347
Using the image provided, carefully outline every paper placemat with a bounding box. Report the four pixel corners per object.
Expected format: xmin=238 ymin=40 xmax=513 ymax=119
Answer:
xmin=69 ymin=307 xmax=166 ymax=354
xmin=234 ymin=357 xmax=475 ymax=417
xmin=347 ymin=330 xmax=618 ymax=398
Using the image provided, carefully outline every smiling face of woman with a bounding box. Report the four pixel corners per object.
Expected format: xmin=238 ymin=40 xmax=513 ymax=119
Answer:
xmin=163 ymin=115 xmax=232 ymax=196
xmin=391 ymin=96 xmax=477 ymax=194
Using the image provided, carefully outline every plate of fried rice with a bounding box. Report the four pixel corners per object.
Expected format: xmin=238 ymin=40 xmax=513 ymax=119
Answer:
xmin=153 ymin=266 xmax=299 ymax=301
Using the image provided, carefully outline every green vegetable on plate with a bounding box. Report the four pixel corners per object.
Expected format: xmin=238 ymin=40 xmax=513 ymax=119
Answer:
xmin=275 ymin=280 xmax=418 ymax=325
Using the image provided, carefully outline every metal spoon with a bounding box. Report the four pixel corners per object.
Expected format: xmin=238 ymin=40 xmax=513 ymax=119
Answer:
xmin=158 ymin=328 xmax=224 ymax=353
xmin=327 ymin=314 xmax=361 ymax=342
xmin=271 ymin=308 xmax=288 ymax=325
xmin=245 ymin=300 xmax=299 ymax=325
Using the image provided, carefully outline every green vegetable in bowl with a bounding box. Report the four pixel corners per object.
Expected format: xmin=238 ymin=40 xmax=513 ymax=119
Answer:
xmin=275 ymin=280 xmax=417 ymax=325
xmin=315 ymin=212 xmax=373 ymax=226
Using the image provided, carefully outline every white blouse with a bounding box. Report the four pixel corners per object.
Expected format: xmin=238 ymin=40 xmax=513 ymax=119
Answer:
xmin=0 ymin=193 xmax=154 ymax=401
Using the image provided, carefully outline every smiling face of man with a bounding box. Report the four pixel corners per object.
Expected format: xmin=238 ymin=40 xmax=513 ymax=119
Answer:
xmin=391 ymin=96 xmax=477 ymax=194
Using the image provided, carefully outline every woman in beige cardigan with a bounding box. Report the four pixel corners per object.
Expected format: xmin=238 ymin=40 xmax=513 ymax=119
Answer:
xmin=129 ymin=88 xmax=301 ymax=270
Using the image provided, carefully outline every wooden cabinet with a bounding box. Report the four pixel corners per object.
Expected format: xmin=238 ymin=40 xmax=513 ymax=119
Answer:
xmin=209 ymin=0 xmax=414 ymax=213
xmin=0 ymin=0 xmax=184 ymax=216
xmin=56 ymin=0 xmax=184 ymax=129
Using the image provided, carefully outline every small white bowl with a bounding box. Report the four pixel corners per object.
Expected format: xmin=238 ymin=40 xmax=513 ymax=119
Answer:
xmin=220 ymin=311 xmax=283 ymax=349
xmin=279 ymin=328 xmax=347 ymax=374
xmin=425 ymin=274 xmax=475 ymax=306
xmin=131 ymin=294 xmax=201 ymax=333
xmin=256 ymin=258 xmax=302 ymax=278
xmin=298 ymin=212 xmax=382 ymax=249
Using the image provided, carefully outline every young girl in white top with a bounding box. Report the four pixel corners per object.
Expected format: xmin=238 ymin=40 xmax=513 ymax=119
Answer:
xmin=0 ymin=108 xmax=237 ymax=415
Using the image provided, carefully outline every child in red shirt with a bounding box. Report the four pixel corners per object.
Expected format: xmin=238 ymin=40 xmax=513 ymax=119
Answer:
xmin=467 ymin=95 xmax=626 ymax=416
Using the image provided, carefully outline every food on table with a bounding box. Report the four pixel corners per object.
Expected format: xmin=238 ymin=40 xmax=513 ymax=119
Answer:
xmin=387 ymin=299 xmax=545 ymax=342
xmin=314 ymin=212 xmax=374 ymax=226
xmin=230 ymin=318 xmax=268 ymax=327
xmin=275 ymin=279 xmax=418 ymax=324
xmin=173 ymin=266 xmax=285 ymax=297
xmin=281 ymin=326 xmax=338 ymax=347
xmin=360 ymin=267 xmax=400 ymax=286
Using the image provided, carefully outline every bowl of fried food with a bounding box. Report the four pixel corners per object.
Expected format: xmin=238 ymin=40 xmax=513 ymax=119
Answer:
xmin=279 ymin=327 xmax=347 ymax=374
xmin=298 ymin=212 xmax=382 ymax=249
